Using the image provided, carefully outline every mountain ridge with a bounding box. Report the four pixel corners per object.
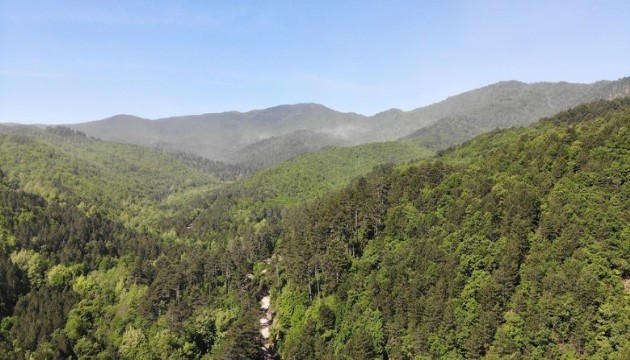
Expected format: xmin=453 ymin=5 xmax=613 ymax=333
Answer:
xmin=0 ymin=98 xmax=628 ymax=359
xmin=59 ymin=77 xmax=630 ymax=168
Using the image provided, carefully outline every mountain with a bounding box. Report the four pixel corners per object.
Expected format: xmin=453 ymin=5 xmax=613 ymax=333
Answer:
xmin=67 ymin=78 xmax=630 ymax=170
xmin=405 ymin=78 xmax=630 ymax=148
xmin=70 ymin=104 xmax=367 ymax=165
xmin=0 ymin=98 xmax=628 ymax=359
xmin=272 ymin=98 xmax=630 ymax=358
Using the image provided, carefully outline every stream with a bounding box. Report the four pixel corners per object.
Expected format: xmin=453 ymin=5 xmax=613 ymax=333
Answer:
xmin=260 ymin=293 xmax=271 ymax=342
xmin=257 ymin=256 xmax=277 ymax=358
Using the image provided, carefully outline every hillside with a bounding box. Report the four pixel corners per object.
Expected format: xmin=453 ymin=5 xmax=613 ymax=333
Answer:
xmin=232 ymin=130 xmax=346 ymax=170
xmin=70 ymin=104 xmax=367 ymax=165
xmin=406 ymin=78 xmax=630 ymax=149
xmin=238 ymin=140 xmax=432 ymax=207
xmin=67 ymin=78 xmax=630 ymax=170
xmin=270 ymin=98 xmax=630 ymax=358
xmin=0 ymin=99 xmax=628 ymax=359
xmin=0 ymin=125 xmax=218 ymax=230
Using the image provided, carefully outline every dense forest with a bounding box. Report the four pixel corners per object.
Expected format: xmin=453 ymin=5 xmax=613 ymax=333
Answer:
xmin=0 ymin=98 xmax=628 ymax=359
xmin=272 ymin=98 xmax=630 ymax=359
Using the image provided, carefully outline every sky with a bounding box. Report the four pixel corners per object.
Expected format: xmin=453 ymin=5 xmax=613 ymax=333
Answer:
xmin=1 ymin=0 xmax=629 ymax=124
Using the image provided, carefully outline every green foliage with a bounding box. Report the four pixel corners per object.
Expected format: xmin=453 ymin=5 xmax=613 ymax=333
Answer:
xmin=0 ymin=157 xmax=223 ymax=358
xmin=241 ymin=140 xmax=432 ymax=206
xmin=0 ymin=98 xmax=628 ymax=359
xmin=407 ymin=79 xmax=630 ymax=150
xmin=211 ymin=305 xmax=265 ymax=360
xmin=10 ymin=249 xmax=47 ymax=287
xmin=119 ymin=326 xmax=151 ymax=359
xmin=166 ymin=149 xmax=253 ymax=181
xmin=46 ymin=263 xmax=85 ymax=288
xmin=275 ymin=98 xmax=630 ymax=358
xmin=0 ymin=127 xmax=218 ymax=231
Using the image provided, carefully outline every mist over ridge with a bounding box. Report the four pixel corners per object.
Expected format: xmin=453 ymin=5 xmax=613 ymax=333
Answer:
xmin=62 ymin=77 xmax=630 ymax=170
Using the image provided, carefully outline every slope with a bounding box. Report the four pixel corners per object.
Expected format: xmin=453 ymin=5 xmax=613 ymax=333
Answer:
xmin=65 ymin=78 xmax=630 ymax=171
xmin=0 ymin=125 xmax=219 ymax=230
xmin=0 ymin=151 xmax=263 ymax=359
xmin=71 ymin=104 xmax=367 ymax=164
xmin=273 ymin=98 xmax=630 ymax=359
xmin=0 ymin=127 xmax=262 ymax=359
xmin=231 ymin=129 xmax=346 ymax=170
xmin=237 ymin=139 xmax=432 ymax=207
xmin=405 ymin=78 xmax=630 ymax=149
xmin=1 ymin=98 xmax=628 ymax=359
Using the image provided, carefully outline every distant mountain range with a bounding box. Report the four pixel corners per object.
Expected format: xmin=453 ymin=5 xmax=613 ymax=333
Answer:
xmin=57 ymin=77 xmax=628 ymax=168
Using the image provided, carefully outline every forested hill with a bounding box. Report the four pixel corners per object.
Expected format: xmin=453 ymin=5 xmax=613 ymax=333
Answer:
xmin=238 ymin=140 xmax=432 ymax=207
xmin=0 ymin=99 xmax=628 ymax=359
xmin=67 ymin=78 xmax=630 ymax=171
xmin=0 ymin=126 xmax=255 ymax=359
xmin=405 ymin=77 xmax=630 ymax=149
xmin=272 ymin=98 xmax=630 ymax=358
xmin=0 ymin=125 xmax=218 ymax=229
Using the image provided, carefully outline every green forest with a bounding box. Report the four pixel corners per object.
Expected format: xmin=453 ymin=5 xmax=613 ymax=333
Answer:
xmin=0 ymin=98 xmax=629 ymax=359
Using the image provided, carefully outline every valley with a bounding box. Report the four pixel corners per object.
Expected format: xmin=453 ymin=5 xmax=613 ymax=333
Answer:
xmin=0 ymin=85 xmax=628 ymax=359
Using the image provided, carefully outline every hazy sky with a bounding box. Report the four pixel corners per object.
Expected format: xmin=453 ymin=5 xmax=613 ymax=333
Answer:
xmin=1 ymin=0 xmax=629 ymax=124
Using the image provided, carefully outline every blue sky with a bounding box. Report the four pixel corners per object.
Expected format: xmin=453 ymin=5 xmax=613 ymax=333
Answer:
xmin=1 ymin=0 xmax=629 ymax=124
